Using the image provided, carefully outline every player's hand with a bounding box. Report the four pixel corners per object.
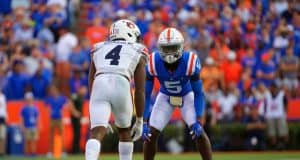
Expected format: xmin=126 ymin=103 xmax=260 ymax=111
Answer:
xmin=190 ymin=121 xmax=203 ymax=139
xmin=131 ymin=117 xmax=143 ymax=141
xmin=142 ymin=123 xmax=152 ymax=142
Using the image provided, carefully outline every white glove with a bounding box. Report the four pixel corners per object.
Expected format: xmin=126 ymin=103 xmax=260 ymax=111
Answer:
xmin=131 ymin=117 xmax=143 ymax=141
xmin=106 ymin=124 xmax=114 ymax=134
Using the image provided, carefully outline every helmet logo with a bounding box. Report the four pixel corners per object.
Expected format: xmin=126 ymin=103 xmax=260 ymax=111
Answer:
xmin=126 ymin=22 xmax=135 ymax=29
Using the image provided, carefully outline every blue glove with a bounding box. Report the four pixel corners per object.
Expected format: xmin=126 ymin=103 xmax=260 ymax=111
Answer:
xmin=142 ymin=123 xmax=151 ymax=142
xmin=190 ymin=122 xmax=203 ymax=139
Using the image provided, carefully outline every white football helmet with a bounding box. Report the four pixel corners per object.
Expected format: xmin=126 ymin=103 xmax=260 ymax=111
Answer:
xmin=109 ymin=19 xmax=141 ymax=43
xmin=157 ymin=28 xmax=184 ymax=64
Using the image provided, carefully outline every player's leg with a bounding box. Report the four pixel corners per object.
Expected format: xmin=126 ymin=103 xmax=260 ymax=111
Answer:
xmin=143 ymin=127 xmax=161 ymax=160
xmin=116 ymin=127 xmax=133 ymax=160
xmin=31 ymin=129 xmax=38 ymax=155
xmin=181 ymin=92 xmax=212 ymax=160
xmin=277 ymin=117 xmax=289 ymax=148
xmin=144 ymin=93 xmax=174 ymax=160
xmin=57 ymin=119 xmax=67 ymax=155
xmin=266 ymin=118 xmax=277 ymax=147
xmin=47 ymin=119 xmax=55 ymax=157
xmin=24 ymin=129 xmax=30 ymax=155
xmin=111 ymin=76 xmax=134 ymax=160
xmin=86 ymin=76 xmax=112 ymax=160
xmin=195 ymin=131 xmax=212 ymax=160
xmin=85 ymin=101 xmax=111 ymax=160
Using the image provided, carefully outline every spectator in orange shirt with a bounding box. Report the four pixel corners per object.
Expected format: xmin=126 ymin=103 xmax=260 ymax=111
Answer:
xmin=85 ymin=17 xmax=108 ymax=45
xmin=201 ymin=57 xmax=224 ymax=92
xmin=143 ymin=20 xmax=164 ymax=50
xmin=209 ymin=33 xmax=230 ymax=64
xmin=221 ymin=51 xmax=242 ymax=86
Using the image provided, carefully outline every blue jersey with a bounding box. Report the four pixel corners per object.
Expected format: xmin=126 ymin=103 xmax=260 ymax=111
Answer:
xmin=21 ymin=105 xmax=39 ymax=128
xmin=45 ymin=95 xmax=67 ymax=120
xmin=146 ymin=51 xmax=201 ymax=96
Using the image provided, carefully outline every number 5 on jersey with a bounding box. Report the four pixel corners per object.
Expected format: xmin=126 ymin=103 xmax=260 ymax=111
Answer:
xmin=164 ymin=81 xmax=182 ymax=94
xmin=105 ymin=45 xmax=122 ymax=65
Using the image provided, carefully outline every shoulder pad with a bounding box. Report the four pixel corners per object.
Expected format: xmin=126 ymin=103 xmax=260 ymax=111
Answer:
xmin=91 ymin=41 xmax=106 ymax=54
xmin=132 ymin=43 xmax=150 ymax=57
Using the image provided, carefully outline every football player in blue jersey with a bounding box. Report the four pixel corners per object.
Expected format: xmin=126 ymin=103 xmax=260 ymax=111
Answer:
xmin=143 ymin=28 xmax=212 ymax=160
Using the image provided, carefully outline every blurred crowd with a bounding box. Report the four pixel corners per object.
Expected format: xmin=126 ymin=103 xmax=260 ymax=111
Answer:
xmin=0 ymin=0 xmax=300 ymax=153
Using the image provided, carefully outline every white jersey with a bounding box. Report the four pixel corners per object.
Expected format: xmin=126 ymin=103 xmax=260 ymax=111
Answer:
xmin=92 ymin=41 xmax=148 ymax=80
xmin=265 ymin=91 xmax=286 ymax=119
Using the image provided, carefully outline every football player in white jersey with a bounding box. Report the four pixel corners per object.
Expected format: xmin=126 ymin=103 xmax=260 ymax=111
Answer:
xmin=85 ymin=19 xmax=148 ymax=160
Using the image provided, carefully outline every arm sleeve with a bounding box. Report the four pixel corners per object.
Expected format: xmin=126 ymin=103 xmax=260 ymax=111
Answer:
xmin=191 ymin=78 xmax=205 ymax=118
xmin=143 ymin=66 xmax=154 ymax=120
xmin=190 ymin=57 xmax=205 ymax=118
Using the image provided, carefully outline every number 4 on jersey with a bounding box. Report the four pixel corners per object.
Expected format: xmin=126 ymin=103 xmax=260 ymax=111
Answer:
xmin=105 ymin=45 xmax=122 ymax=65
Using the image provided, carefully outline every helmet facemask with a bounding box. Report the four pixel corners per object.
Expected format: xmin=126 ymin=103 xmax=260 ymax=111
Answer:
xmin=159 ymin=43 xmax=183 ymax=64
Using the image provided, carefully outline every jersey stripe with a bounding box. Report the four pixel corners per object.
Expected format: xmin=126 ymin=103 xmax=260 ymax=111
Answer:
xmin=186 ymin=52 xmax=196 ymax=76
xmin=188 ymin=54 xmax=195 ymax=75
xmin=186 ymin=53 xmax=192 ymax=75
xmin=149 ymin=54 xmax=154 ymax=75
xmin=152 ymin=53 xmax=157 ymax=75
xmin=191 ymin=54 xmax=197 ymax=74
xmin=148 ymin=53 xmax=157 ymax=76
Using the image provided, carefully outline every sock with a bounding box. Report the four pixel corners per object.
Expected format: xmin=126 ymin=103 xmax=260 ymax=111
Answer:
xmin=85 ymin=139 xmax=101 ymax=160
xmin=118 ymin=141 xmax=133 ymax=160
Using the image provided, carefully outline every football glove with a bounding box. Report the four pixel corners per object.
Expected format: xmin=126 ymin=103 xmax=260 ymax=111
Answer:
xmin=131 ymin=117 xmax=143 ymax=141
xmin=190 ymin=121 xmax=203 ymax=139
xmin=142 ymin=123 xmax=152 ymax=142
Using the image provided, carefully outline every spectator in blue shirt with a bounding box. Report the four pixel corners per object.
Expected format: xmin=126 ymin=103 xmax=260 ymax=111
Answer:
xmin=4 ymin=60 xmax=29 ymax=100
xmin=31 ymin=4 xmax=48 ymax=35
xmin=69 ymin=70 xmax=88 ymax=96
xmin=44 ymin=3 xmax=67 ymax=42
xmin=69 ymin=45 xmax=89 ymax=72
xmin=28 ymin=62 xmax=50 ymax=99
xmin=241 ymin=47 xmax=257 ymax=77
xmin=256 ymin=51 xmax=277 ymax=87
xmin=21 ymin=92 xmax=39 ymax=156
xmin=136 ymin=9 xmax=150 ymax=35
xmin=45 ymin=85 xmax=80 ymax=158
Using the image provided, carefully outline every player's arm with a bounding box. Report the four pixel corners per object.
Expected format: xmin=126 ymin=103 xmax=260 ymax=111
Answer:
xmin=190 ymin=58 xmax=205 ymax=121
xmin=134 ymin=57 xmax=147 ymax=119
xmin=191 ymin=76 xmax=205 ymax=120
xmin=88 ymin=56 xmax=96 ymax=94
xmin=143 ymin=70 xmax=154 ymax=122
xmin=131 ymin=55 xmax=147 ymax=141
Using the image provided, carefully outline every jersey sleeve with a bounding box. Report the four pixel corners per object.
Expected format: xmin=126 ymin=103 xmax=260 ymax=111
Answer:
xmin=146 ymin=52 xmax=157 ymax=77
xmin=185 ymin=52 xmax=201 ymax=77
xmin=90 ymin=41 xmax=105 ymax=54
xmin=133 ymin=43 xmax=149 ymax=62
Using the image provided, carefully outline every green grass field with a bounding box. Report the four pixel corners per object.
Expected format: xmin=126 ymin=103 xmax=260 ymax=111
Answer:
xmin=1 ymin=152 xmax=300 ymax=160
